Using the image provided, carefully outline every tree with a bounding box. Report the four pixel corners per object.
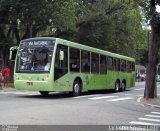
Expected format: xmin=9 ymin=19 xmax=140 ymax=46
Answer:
xmin=0 ymin=0 xmax=13 ymax=68
xmin=143 ymin=0 xmax=160 ymax=98
xmin=77 ymin=0 xmax=147 ymax=57
xmin=7 ymin=0 xmax=80 ymax=41
xmin=0 ymin=0 xmax=81 ymax=68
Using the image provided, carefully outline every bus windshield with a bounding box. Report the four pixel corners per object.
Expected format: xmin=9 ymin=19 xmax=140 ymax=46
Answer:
xmin=16 ymin=40 xmax=55 ymax=73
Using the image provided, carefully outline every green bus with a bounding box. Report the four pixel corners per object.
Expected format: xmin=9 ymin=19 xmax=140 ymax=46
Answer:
xmin=13 ymin=37 xmax=135 ymax=96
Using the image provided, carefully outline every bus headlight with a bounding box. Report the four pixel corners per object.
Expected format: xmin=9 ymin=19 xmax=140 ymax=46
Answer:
xmin=16 ymin=75 xmax=19 ymax=80
xmin=44 ymin=77 xmax=49 ymax=81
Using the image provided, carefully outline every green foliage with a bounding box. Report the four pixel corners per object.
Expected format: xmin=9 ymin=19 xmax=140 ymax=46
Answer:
xmin=0 ymin=0 xmax=81 ymax=42
xmin=0 ymin=0 xmax=147 ymax=64
xmin=0 ymin=0 xmax=82 ymax=67
xmin=77 ymin=0 xmax=147 ymax=58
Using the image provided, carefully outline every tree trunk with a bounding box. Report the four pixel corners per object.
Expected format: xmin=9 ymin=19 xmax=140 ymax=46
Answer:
xmin=144 ymin=24 xmax=160 ymax=98
xmin=13 ymin=27 xmax=21 ymax=44
xmin=11 ymin=21 xmax=21 ymax=43
xmin=22 ymin=24 xmax=33 ymax=40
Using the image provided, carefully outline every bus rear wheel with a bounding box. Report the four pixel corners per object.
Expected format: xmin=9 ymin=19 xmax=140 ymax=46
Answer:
xmin=121 ymin=81 xmax=126 ymax=92
xmin=72 ymin=80 xmax=82 ymax=97
xmin=39 ymin=91 xmax=49 ymax=96
xmin=115 ymin=80 xmax=120 ymax=93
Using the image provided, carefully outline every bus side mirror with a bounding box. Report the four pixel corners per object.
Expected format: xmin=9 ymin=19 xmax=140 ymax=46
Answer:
xmin=60 ymin=50 xmax=64 ymax=61
xmin=9 ymin=46 xmax=18 ymax=61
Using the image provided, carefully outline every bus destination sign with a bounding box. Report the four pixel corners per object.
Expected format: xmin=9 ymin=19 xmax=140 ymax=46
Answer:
xmin=20 ymin=40 xmax=53 ymax=47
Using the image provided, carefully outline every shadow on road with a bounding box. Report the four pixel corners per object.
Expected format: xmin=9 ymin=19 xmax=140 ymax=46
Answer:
xmin=17 ymin=89 xmax=131 ymax=100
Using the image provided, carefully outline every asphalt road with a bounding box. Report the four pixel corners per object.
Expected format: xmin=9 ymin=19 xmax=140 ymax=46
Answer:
xmin=0 ymin=82 xmax=160 ymax=126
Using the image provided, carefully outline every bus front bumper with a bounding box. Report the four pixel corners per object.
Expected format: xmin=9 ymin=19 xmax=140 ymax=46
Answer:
xmin=14 ymin=80 xmax=53 ymax=91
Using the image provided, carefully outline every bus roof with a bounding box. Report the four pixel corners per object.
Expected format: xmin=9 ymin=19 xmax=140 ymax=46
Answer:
xmin=56 ymin=38 xmax=135 ymax=62
xmin=21 ymin=37 xmax=135 ymax=62
xmin=21 ymin=37 xmax=56 ymax=42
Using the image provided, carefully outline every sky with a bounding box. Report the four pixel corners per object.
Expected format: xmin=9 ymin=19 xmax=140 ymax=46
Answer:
xmin=146 ymin=5 xmax=160 ymax=29
xmin=156 ymin=5 xmax=160 ymax=12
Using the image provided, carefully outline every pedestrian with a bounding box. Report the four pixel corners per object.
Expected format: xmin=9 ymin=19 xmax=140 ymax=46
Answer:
xmin=2 ymin=66 xmax=11 ymax=87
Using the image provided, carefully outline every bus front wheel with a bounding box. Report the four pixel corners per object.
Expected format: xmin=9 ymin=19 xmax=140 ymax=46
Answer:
xmin=72 ymin=80 xmax=82 ymax=97
xmin=39 ymin=91 xmax=49 ymax=96
xmin=115 ymin=80 xmax=120 ymax=93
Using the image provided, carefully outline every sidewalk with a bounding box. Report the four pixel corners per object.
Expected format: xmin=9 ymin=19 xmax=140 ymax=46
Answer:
xmin=138 ymin=96 xmax=160 ymax=108
xmin=0 ymin=86 xmax=17 ymax=92
xmin=0 ymin=82 xmax=16 ymax=92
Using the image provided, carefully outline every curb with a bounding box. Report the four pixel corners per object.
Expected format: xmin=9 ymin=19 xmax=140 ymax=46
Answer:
xmin=137 ymin=97 xmax=160 ymax=108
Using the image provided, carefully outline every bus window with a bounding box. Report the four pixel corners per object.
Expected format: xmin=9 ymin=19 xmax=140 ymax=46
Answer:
xmin=117 ymin=59 xmax=120 ymax=71
xmin=108 ymin=57 xmax=113 ymax=70
xmin=114 ymin=59 xmax=120 ymax=71
xmin=54 ymin=44 xmax=68 ymax=80
xmin=121 ymin=60 xmax=126 ymax=72
xmin=126 ymin=61 xmax=131 ymax=72
xmin=81 ymin=51 xmax=90 ymax=73
xmin=91 ymin=53 xmax=99 ymax=73
xmin=100 ymin=55 xmax=107 ymax=74
xmin=70 ymin=48 xmax=80 ymax=72
xmin=132 ymin=62 xmax=135 ymax=71
xmin=130 ymin=62 xmax=132 ymax=72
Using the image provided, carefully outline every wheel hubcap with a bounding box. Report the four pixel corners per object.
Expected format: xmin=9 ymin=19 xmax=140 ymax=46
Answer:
xmin=74 ymin=83 xmax=80 ymax=93
xmin=122 ymin=83 xmax=125 ymax=90
xmin=116 ymin=83 xmax=119 ymax=91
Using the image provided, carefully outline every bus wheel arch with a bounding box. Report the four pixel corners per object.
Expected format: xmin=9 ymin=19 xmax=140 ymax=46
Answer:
xmin=39 ymin=91 xmax=49 ymax=96
xmin=121 ymin=79 xmax=126 ymax=91
xmin=72 ymin=77 xmax=82 ymax=96
xmin=115 ymin=79 xmax=120 ymax=93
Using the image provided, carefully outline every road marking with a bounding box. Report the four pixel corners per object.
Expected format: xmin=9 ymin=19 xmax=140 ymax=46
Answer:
xmin=88 ymin=96 xmax=118 ymax=100
xmin=74 ymin=94 xmax=101 ymax=98
xmin=124 ymin=94 xmax=143 ymax=97
xmin=134 ymin=88 xmax=144 ymax=91
xmin=145 ymin=114 xmax=160 ymax=118
xmin=107 ymin=97 xmax=133 ymax=102
xmin=130 ymin=112 xmax=160 ymax=126
xmin=151 ymin=112 xmax=160 ymax=115
xmin=130 ymin=121 xmax=160 ymax=125
xmin=139 ymin=118 xmax=160 ymax=122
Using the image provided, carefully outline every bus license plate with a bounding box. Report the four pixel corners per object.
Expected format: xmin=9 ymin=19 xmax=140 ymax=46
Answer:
xmin=26 ymin=82 xmax=33 ymax=86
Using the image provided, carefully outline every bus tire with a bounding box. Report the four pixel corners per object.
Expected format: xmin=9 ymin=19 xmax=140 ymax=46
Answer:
xmin=39 ymin=91 xmax=49 ymax=96
xmin=115 ymin=80 xmax=120 ymax=93
xmin=72 ymin=80 xmax=82 ymax=97
xmin=121 ymin=80 xmax=126 ymax=92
